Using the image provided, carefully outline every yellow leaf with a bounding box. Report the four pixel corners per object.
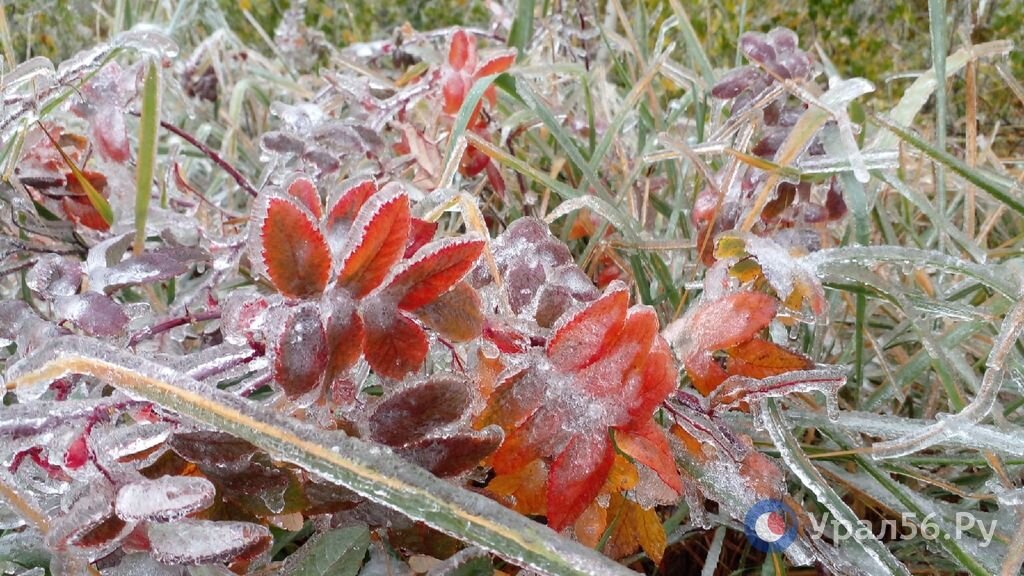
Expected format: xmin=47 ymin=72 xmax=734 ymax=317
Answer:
xmin=605 ymin=493 xmax=667 ymax=565
xmin=573 ymin=500 xmax=607 ymax=548
xmin=486 ymin=459 xmax=547 ymax=516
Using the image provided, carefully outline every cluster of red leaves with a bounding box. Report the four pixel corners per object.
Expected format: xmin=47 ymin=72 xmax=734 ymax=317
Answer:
xmin=252 ymin=176 xmax=485 ymax=400
xmin=478 ymin=286 xmax=682 ymax=535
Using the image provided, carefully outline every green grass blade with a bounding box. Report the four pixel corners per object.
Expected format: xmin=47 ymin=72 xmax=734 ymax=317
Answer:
xmin=928 ymin=0 xmax=948 ymax=239
xmin=134 ymin=60 xmax=160 ymax=255
xmin=508 ymin=0 xmax=534 ymax=60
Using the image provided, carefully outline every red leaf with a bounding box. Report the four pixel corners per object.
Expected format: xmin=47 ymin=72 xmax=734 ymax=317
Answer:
xmin=477 ymin=368 xmax=543 ymax=432
xmin=415 ymin=281 xmax=483 ymax=342
xmin=92 ymin=105 xmax=130 ymax=163
xmin=62 ymin=196 xmax=111 ymax=231
xmin=326 ymin=178 xmax=377 ymax=234
xmin=272 ymin=304 xmax=328 ymax=399
xmin=448 ymin=29 xmax=475 ymax=71
xmin=685 ymin=352 xmax=730 ymax=396
xmin=581 ymin=306 xmax=660 ymax=397
xmin=286 ymin=177 xmax=322 ymax=219
xmin=547 ymin=288 xmax=629 ymax=373
xmin=260 ymin=197 xmax=332 ymax=299
xmin=323 ymin=293 xmax=364 ymax=386
xmin=65 ymin=433 xmax=89 ymax=469
xmin=387 ymin=238 xmax=485 ymax=311
xmin=687 ymin=292 xmax=777 ymax=353
xmin=337 ymin=190 xmax=411 ymax=299
xmin=547 ymin=434 xmax=615 ymax=531
xmin=614 ymin=421 xmax=683 ymax=494
xmin=476 ymin=51 xmax=516 ymax=78
xmin=406 ymin=217 xmax=438 ymax=258
xmin=368 ymin=375 xmax=471 ymax=447
xmin=442 ymin=69 xmax=466 ymax=115
xmin=362 ymin=308 xmax=428 ymax=379
xmin=629 ymin=338 xmax=678 ymax=420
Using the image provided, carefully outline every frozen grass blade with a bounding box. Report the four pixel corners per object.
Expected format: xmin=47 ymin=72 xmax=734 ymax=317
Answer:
xmin=508 ymin=0 xmax=534 ymax=61
xmin=134 ymin=60 xmax=160 ymax=255
xmin=759 ymin=399 xmax=911 ymax=576
xmin=3 ymin=337 xmax=636 ymax=576
xmin=928 ymin=0 xmax=949 ymax=233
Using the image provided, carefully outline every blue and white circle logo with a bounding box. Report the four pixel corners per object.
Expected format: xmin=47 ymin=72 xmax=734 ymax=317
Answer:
xmin=744 ymin=499 xmax=798 ymax=553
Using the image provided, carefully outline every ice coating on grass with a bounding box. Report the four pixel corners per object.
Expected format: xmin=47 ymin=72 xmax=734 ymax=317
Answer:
xmin=712 ymin=367 xmax=847 ymax=421
xmin=115 ymin=476 xmax=215 ymax=522
xmin=95 ymin=422 xmax=171 ymax=461
xmin=147 ymin=520 xmax=270 ymax=565
xmin=871 ymin=297 xmax=1024 ymax=459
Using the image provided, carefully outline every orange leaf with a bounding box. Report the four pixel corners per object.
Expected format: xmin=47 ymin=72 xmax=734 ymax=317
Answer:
xmin=574 ymin=500 xmax=607 ymax=548
xmin=285 ymin=177 xmax=321 ymax=219
xmin=475 ymin=51 xmax=516 ymax=78
xmin=337 ymin=190 xmax=411 ymax=299
xmin=725 ymin=337 xmax=813 ymax=379
xmin=414 ymin=281 xmax=483 ymax=342
xmin=261 ymin=197 xmax=332 ymax=299
xmin=326 ymin=178 xmax=376 ymax=234
xmin=547 ymin=434 xmax=615 ymax=531
xmin=362 ymin=308 xmax=428 ymax=379
xmin=487 ymin=459 xmax=547 ymax=516
xmin=685 ymin=352 xmax=730 ymax=396
xmin=448 ymin=29 xmax=475 ymax=71
xmin=272 ymin=304 xmax=328 ymax=399
xmin=546 ymin=288 xmax=629 ymax=373
xmin=387 ymin=238 xmax=485 ymax=311
xmin=491 ymin=407 xmax=566 ymax=475
xmin=580 ymin=306 xmax=659 ymax=397
xmin=604 ymin=493 xmax=668 ymax=565
xmin=476 ymin=369 xmax=543 ymax=433
xmin=603 ymin=453 xmax=640 ymax=494
xmin=614 ymin=421 xmax=683 ymax=494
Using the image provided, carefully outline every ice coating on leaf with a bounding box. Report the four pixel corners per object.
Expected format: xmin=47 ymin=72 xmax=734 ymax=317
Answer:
xmin=25 ymin=254 xmax=82 ymax=300
xmin=146 ymin=520 xmax=271 ymax=565
xmin=95 ymin=421 xmax=171 ymax=462
xmin=48 ymin=484 xmax=134 ymax=560
xmin=369 ymin=375 xmax=472 ymax=447
xmin=396 ymin=427 xmax=503 ymax=477
xmin=53 ymin=292 xmax=129 ymax=337
xmin=271 ymin=303 xmax=328 ymax=401
xmin=220 ymin=291 xmax=270 ymax=346
xmin=115 ymin=476 xmax=216 ymax=522
xmin=386 ymin=237 xmax=485 ymax=311
xmin=94 ymin=246 xmax=208 ymax=294
xmin=259 ymin=196 xmax=332 ymax=299
xmin=337 ymin=185 xmax=411 ymax=299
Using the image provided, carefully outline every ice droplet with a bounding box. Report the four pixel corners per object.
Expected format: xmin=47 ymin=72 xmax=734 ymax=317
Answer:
xmin=115 ymin=476 xmax=216 ymax=522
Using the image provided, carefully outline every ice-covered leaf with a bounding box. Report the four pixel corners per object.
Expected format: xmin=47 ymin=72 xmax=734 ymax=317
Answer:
xmin=725 ymin=338 xmax=813 ymax=380
xmin=337 ymin=189 xmax=410 ymax=298
xmin=168 ymin=432 xmax=259 ymax=469
xmin=405 ymin=218 xmax=438 ymax=258
xmin=546 ymin=288 xmax=628 ymax=372
xmin=261 ymin=197 xmax=332 ymax=299
xmin=362 ymin=307 xmax=428 ymax=379
xmin=97 ymin=245 xmax=208 ymax=293
xmin=448 ymin=29 xmax=475 ymax=71
xmin=54 ymin=292 xmax=129 ymax=337
xmin=547 ymin=434 xmax=615 ymax=531
xmin=323 ymin=292 xmax=364 ymax=385
xmin=613 ymin=421 xmax=682 ymax=494
xmin=681 ymin=291 xmax=777 ymax=354
xmin=326 ymin=178 xmax=377 ymax=239
xmin=286 ymin=177 xmax=322 ymax=220
xmin=115 ymin=476 xmax=216 ymax=522
xmin=395 ymin=426 xmax=502 ymax=477
xmin=603 ymin=493 xmax=667 ymax=564
xmin=272 ymin=303 xmax=328 ymax=400
xmin=414 ymin=281 xmax=483 ymax=342
xmin=368 ymin=375 xmax=472 ymax=447
xmin=387 ymin=238 xmax=485 ymax=311
xmin=284 ymin=524 xmax=369 ymax=576
xmin=25 ymin=254 xmax=82 ymax=299
xmin=146 ymin=520 xmax=271 ymax=565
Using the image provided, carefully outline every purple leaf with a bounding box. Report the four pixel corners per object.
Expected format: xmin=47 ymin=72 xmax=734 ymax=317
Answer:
xmin=54 ymin=292 xmax=129 ymax=337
